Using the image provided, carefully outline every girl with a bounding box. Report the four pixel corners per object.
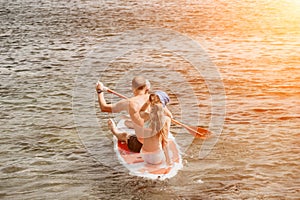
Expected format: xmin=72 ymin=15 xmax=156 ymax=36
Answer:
xmin=139 ymin=91 xmax=173 ymax=166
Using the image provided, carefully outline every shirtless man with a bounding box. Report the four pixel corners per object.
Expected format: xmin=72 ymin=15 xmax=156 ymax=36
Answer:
xmin=96 ymin=76 xmax=150 ymax=152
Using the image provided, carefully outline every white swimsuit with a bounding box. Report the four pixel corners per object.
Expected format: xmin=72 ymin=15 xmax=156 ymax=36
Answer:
xmin=141 ymin=116 xmax=167 ymax=165
xmin=141 ymin=148 xmax=164 ymax=165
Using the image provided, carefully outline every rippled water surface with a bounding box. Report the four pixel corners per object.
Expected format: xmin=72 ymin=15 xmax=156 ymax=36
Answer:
xmin=1 ymin=0 xmax=299 ymax=199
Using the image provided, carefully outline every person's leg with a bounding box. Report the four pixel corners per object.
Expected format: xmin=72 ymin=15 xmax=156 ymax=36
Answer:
xmin=108 ymin=119 xmax=143 ymax=152
xmin=108 ymin=119 xmax=128 ymax=142
xmin=124 ymin=120 xmax=134 ymax=129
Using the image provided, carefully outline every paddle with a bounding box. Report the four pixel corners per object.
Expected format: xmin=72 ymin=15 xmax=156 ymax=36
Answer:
xmin=100 ymin=84 xmax=210 ymax=138
xmin=171 ymin=118 xmax=209 ymax=138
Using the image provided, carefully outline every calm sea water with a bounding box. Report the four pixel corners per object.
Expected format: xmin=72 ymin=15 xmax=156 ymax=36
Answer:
xmin=1 ymin=0 xmax=299 ymax=199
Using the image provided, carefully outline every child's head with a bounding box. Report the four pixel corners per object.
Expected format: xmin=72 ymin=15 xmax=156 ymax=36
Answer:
xmin=149 ymin=93 xmax=161 ymax=105
xmin=149 ymin=91 xmax=170 ymax=107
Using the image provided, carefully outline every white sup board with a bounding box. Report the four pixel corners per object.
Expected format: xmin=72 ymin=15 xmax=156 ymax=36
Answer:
xmin=113 ymin=119 xmax=183 ymax=180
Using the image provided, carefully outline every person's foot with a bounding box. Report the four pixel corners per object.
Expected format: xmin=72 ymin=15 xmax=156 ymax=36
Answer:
xmin=108 ymin=118 xmax=128 ymax=142
xmin=108 ymin=118 xmax=118 ymax=134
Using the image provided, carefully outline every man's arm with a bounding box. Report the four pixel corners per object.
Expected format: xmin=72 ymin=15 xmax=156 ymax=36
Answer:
xmin=128 ymin=100 xmax=146 ymax=139
xmin=96 ymin=82 xmax=129 ymax=113
xmin=97 ymin=93 xmax=128 ymax=113
xmin=139 ymin=99 xmax=150 ymax=121
xmin=128 ymin=100 xmax=144 ymax=127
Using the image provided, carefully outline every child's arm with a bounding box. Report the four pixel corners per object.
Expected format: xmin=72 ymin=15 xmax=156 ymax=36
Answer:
xmin=164 ymin=106 xmax=173 ymax=118
xmin=162 ymin=117 xmax=173 ymax=165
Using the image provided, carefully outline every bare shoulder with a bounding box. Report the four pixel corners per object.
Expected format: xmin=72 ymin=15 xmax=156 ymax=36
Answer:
xmin=128 ymin=98 xmax=139 ymax=112
xmin=129 ymin=94 xmax=148 ymax=110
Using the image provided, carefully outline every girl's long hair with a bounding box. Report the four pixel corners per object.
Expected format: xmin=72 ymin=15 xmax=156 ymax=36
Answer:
xmin=149 ymin=94 xmax=168 ymax=148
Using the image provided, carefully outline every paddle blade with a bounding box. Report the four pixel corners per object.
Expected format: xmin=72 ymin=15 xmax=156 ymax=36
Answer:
xmin=189 ymin=126 xmax=211 ymax=139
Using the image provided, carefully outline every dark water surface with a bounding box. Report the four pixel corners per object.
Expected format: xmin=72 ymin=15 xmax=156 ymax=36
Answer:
xmin=1 ymin=0 xmax=299 ymax=199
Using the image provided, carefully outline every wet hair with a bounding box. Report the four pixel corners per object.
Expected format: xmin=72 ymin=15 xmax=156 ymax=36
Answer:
xmin=149 ymin=99 xmax=168 ymax=148
xmin=132 ymin=76 xmax=150 ymax=94
xmin=132 ymin=76 xmax=147 ymax=91
xmin=136 ymin=84 xmax=147 ymax=91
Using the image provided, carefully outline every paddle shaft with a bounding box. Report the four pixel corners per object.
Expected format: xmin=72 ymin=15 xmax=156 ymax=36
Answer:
xmin=103 ymin=87 xmax=207 ymax=137
xmin=106 ymin=88 xmax=128 ymax=99
xmin=171 ymin=118 xmax=204 ymax=136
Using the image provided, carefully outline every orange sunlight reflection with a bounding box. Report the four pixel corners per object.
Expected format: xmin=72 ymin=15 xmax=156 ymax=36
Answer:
xmin=286 ymin=0 xmax=300 ymax=13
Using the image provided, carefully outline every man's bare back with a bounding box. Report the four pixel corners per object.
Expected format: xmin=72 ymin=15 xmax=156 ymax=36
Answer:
xmin=96 ymin=76 xmax=150 ymax=152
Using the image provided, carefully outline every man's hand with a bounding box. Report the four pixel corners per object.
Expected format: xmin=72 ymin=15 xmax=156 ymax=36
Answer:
xmin=96 ymin=81 xmax=104 ymax=91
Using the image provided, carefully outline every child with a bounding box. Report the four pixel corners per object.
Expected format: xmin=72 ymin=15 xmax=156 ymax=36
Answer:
xmin=139 ymin=91 xmax=173 ymax=166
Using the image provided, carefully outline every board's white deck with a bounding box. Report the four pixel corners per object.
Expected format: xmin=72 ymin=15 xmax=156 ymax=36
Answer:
xmin=114 ymin=119 xmax=183 ymax=180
